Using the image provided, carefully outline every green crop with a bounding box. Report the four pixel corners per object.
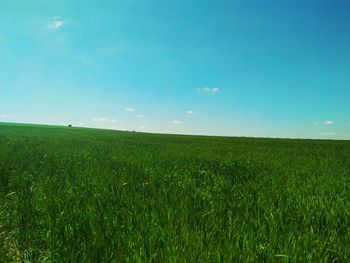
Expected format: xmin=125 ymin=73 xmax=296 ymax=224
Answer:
xmin=0 ymin=123 xmax=350 ymax=262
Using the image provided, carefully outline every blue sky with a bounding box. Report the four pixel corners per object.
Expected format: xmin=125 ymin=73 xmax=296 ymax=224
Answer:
xmin=0 ymin=0 xmax=349 ymax=139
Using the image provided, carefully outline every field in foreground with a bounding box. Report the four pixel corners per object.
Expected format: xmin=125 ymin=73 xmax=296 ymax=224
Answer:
xmin=0 ymin=123 xmax=350 ymax=262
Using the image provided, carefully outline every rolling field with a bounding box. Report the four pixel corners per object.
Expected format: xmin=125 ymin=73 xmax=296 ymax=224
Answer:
xmin=0 ymin=123 xmax=350 ymax=262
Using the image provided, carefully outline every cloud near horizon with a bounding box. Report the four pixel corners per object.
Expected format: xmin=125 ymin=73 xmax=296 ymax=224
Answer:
xmin=173 ymin=120 xmax=183 ymax=125
xmin=138 ymin=126 xmax=152 ymax=131
xmin=324 ymin=120 xmax=333 ymax=125
xmin=91 ymin=117 xmax=117 ymax=123
xmin=0 ymin=113 xmax=14 ymax=119
xmin=320 ymin=132 xmax=336 ymax=136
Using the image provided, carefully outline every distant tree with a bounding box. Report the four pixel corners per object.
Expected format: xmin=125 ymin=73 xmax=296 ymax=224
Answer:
xmin=68 ymin=124 xmax=72 ymax=128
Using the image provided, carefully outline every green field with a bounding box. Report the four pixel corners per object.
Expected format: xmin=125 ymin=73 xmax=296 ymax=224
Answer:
xmin=0 ymin=123 xmax=349 ymax=262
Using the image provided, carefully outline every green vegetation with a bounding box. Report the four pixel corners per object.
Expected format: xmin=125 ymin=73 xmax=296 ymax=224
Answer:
xmin=1 ymin=123 xmax=350 ymax=262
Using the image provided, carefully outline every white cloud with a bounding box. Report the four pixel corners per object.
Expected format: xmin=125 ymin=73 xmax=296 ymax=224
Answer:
xmin=324 ymin=120 xmax=333 ymax=125
xmin=91 ymin=117 xmax=117 ymax=123
xmin=186 ymin=110 xmax=196 ymax=115
xmin=92 ymin=117 xmax=107 ymax=122
xmin=320 ymin=132 xmax=336 ymax=136
xmin=0 ymin=113 xmax=14 ymax=119
xmin=313 ymin=122 xmax=319 ymax=126
xmin=199 ymin=86 xmax=220 ymax=93
xmin=87 ymin=117 xmax=129 ymax=130
xmin=136 ymin=114 xmax=144 ymax=119
xmin=47 ymin=16 xmax=64 ymax=30
xmin=125 ymin=107 xmax=135 ymax=112
xmin=173 ymin=120 xmax=183 ymax=125
xmin=139 ymin=126 xmax=152 ymax=131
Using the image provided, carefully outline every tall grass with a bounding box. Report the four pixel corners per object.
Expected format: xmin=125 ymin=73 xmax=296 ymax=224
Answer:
xmin=0 ymin=123 xmax=350 ymax=262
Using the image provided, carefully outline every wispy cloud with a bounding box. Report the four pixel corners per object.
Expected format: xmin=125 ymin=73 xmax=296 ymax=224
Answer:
xmin=198 ymin=86 xmax=220 ymax=93
xmin=313 ymin=122 xmax=319 ymax=126
xmin=91 ymin=117 xmax=117 ymax=123
xmin=0 ymin=113 xmax=14 ymax=119
xmin=186 ymin=110 xmax=196 ymax=115
xmin=320 ymin=132 xmax=336 ymax=136
xmin=89 ymin=117 xmax=120 ymax=130
xmin=47 ymin=16 xmax=64 ymax=30
xmin=139 ymin=126 xmax=152 ymax=131
xmin=324 ymin=120 xmax=333 ymax=125
xmin=125 ymin=107 xmax=136 ymax=112
xmin=136 ymin=114 xmax=144 ymax=119
xmin=173 ymin=120 xmax=183 ymax=125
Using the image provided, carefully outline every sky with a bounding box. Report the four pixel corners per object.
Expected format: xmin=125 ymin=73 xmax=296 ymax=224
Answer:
xmin=0 ymin=0 xmax=349 ymax=139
